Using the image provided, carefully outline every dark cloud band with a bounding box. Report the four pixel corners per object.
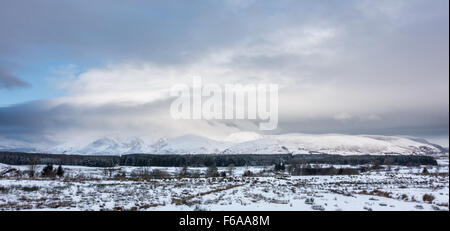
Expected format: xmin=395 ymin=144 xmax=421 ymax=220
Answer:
xmin=0 ymin=68 xmax=30 ymax=89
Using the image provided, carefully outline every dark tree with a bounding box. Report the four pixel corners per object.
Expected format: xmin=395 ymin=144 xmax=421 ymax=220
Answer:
xmin=56 ymin=165 xmax=64 ymax=177
xmin=227 ymin=164 xmax=235 ymax=176
xmin=206 ymin=164 xmax=219 ymax=177
xmin=179 ymin=165 xmax=189 ymax=177
xmin=42 ymin=164 xmax=55 ymax=177
xmin=28 ymin=159 xmax=38 ymax=178
xmin=274 ymin=162 xmax=285 ymax=171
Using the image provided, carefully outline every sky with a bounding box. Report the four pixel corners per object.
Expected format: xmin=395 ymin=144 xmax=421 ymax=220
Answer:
xmin=0 ymin=0 xmax=448 ymax=147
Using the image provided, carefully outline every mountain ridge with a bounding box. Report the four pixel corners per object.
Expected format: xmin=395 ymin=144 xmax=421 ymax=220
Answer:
xmin=0 ymin=132 xmax=447 ymax=156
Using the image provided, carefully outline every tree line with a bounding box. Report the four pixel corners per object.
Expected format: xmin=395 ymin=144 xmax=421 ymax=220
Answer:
xmin=0 ymin=152 xmax=437 ymax=167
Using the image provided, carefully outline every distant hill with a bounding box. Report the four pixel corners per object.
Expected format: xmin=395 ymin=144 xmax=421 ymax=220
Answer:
xmin=0 ymin=133 xmax=447 ymax=155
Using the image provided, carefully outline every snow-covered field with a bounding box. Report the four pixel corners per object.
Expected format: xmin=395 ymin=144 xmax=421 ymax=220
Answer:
xmin=0 ymin=156 xmax=448 ymax=211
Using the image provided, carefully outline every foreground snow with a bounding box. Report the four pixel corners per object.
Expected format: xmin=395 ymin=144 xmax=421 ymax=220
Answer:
xmin=0 ymin=159 xmax=448 ymax=211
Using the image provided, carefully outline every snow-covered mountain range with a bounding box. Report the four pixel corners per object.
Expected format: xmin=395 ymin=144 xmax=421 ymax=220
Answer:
xmin=0 ymin=132 xmax=447 ymax=155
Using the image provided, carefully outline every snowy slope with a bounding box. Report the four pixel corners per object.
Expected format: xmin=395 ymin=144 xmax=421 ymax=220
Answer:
xmin=221 ymin=133 xmax=445 ymax=155
xmin=80 ymin=137 xmax=149 ymax=155
xmin=44 ymin=137 xmax=151 ymax=155
xmin=150 ymin=135 xmax=230 ymax=154
xmin=223 ymin=132 xmax=264 ymax=143
xmin=0 ymin=138 xmax=45 ymax=153
xmin=0 ymin=133 xmax=447 ymax=155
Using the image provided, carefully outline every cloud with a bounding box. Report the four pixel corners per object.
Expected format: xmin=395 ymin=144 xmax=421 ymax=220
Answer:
xmin=0 ymin=0 xmax=271 ymax=65
xmin=0 ymin=68 xmax=30 ymax=89
xmin=0 ymin=0 xmax=448 ymax=145
xmin=333 ymin=112 xmax=353 ymax=122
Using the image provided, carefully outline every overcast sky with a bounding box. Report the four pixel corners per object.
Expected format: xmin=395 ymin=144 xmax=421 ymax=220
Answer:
xmin=0 ymin=0 xmax=448 ymax=146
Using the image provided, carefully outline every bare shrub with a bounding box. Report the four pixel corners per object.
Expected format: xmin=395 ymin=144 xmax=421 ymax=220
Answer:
xmin=400 ymin=194 xmax=408 ymax=200
xmin=311 ymin=205 xmax=325 ymax=211
xmin=150 ymin=169 xmax=170 ymax=179
xmin=130 ymin=168 xmax=151 ymax=179
xmin=0 ymin=186 xmax=9 ymax=193
xmin=227 ymin=164 xmax=235 ymax=176
xmin=103 ymin=167 xmax=120 ymax=178
xmin=178 ymin=165 xmax=190 ymax=178
xmin=21 ymin=186 xmax=40 ymax=192
xmin=28 ymin=159 xmax=38 ymax=177
xmin=289 ymin=163 xmax=358 ymax=176
xmin=360 ymin=190 xmax=392 ymax=198
xmin=114 ymin=171 xmax=127 ymax=179
xmin=206 ymin=165 xmax=219 ymax=177
xmin=242 ymin=170 xmax=253 ymax=177
xmin=422 ymin=194 xmax=435 ymax=203
xmin=305 ymin=198 xmax=314 ymax=205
